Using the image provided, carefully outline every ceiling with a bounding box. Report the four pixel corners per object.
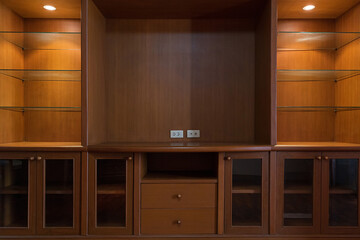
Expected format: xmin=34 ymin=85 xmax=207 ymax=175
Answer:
xmin=1 ymin=0 xmax=81 ymax=18
xmin=278 ymin=0 xmax=360 ymax=19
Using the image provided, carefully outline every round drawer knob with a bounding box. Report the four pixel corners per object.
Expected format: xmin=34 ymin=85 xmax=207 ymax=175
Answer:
xmin=29 ymin=157 xmax=35 ymax=161
xmin=324 ymin=156 xmax=329 ymax=160
xmin=37 ymin=156 xmax=42 ymax=161
xmin=176 ymin=220 xmax=181 ymax=224
xmin=225 ymin=156 xmax=231 ymax=161
xmin=177 ymin=194 xmax=182 ymax=199
xmin=316 ymin=156 xmax=321 ymax=160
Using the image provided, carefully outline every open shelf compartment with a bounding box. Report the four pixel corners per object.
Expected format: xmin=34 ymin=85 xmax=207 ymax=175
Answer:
xmin=277 ymin=69 xmax=360 ymax=82
xmin=0 ymin=69 xmax=81 ymax=81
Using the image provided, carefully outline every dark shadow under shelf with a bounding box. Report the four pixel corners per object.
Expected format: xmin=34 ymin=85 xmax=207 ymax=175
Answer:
xmin=142 ymin=171 xmax=217 ymax=184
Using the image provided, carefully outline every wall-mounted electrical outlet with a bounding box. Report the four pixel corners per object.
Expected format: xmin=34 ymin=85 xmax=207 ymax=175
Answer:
xmin=187 ymin=130 xmax=200 ymax=138
xmin=170 ymin=130 xmax=184 ymax=138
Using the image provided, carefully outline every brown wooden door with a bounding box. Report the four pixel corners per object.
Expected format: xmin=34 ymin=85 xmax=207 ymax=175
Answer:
xmin=321 ymin=152 xmax=360 ymax=234
xmin=36 ymin=152 xmax=81 ymax=235
xmin=276 ymin=152 xmax=321 ymax=234
xmin=224 ymin=152 xmax=269 ymax=234
xmin=88 ymin=153 xmax=133 ymax=235
xmin=0 ymin=152 xmax=36 ymax=235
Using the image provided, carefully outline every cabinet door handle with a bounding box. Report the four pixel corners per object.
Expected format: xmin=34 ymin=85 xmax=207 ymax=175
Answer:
xmin=37 ymin=156 xmax=42 ymax=161
xmin=177 ymin=194 xmax=182 ymax=199
xmin=127 ymin=156 xmax=133 ymax=161
xmin=316 ymin=156 xmax=321 ymax=160
xmin=225 ymin=156 xmax=231 ymax=161
xmin=176 ymin=220 xmax=181 ymax=224
xmin=29 ymin=157 xmax=35 ymax=161
xmin=324 ymin=156 xmax=329 ymax=160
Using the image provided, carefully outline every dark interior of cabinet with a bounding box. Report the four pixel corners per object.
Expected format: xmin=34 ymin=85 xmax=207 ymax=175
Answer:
xmin=87 ymin=0 xmax=274 ymax=146
xmin=96 ymin=159 xmax=126 ymax=227
xmin=141 ymin=153 xmax=218 ymax=182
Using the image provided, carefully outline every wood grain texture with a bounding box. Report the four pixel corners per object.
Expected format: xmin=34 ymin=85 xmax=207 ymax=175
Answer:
xmin=92 ymin=0 xmax=266 ymax=18
xmin=277 ymin=20 xmax=336 ymax=143
xmin=87 ymin=0 xmax=106 ymax=145
xmin=278 ymin=0 xmax=360 ymax=19
xmin=141 ymin=184 xmax=217 ymax=209
xmin=335 ymin=3 xmax=360 ymax=144
xmin=255 ymin=0 xmax=276 ymax=145
xmin=1 ymin=0 xmax=81 ymax=19
xmin=141 ymin=208 xmax=216 ymax=234
xmin=104 ymin=19 xmax=255 ymax=143
xmin=217 ymin=152 xmax=225 ymax=234
xmin=0 ymin=0 xmax=24 ymax=144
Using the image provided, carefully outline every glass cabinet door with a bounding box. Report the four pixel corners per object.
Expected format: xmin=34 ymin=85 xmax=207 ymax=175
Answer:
xmin=37 ymin=153 xmax=80 ymax=235
xmin=276 ymin=152 xmax=321 ymax=234
xmin=0 ymin=153 xmax=36 ymax=235
xmin=322 ymin=152 xmax=360 ymax=234
xmin=225 ymin=152 xmax=268 ymax=234
xmin=89 ymin=153 xmax=133 ymax=235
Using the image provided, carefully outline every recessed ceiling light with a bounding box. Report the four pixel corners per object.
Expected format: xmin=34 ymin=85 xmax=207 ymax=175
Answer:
xmin=303 ymin=5 xmax=315 ymax=11
xmin=43 ymin=5 xmax=56 ymax=11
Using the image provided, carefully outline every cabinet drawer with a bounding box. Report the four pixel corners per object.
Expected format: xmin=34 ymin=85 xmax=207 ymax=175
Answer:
xmin=141 ymin=183 xmax=216 ymax=209
xmin=141 ymin=208 xmax=216 ymax=234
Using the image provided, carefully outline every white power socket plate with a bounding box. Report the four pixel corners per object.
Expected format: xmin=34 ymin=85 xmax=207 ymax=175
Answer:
xmin=187 ymin=130 xmax=200 ymax=138
xmin=170 ymin=130 xmax=184 ymax=138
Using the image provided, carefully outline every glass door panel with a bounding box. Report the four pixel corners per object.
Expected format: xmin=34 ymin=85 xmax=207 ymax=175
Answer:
xmin=329 ymin=158 xmax=358 ymax=226
xmin=96 ymin=159 xmax=126 ymax=227
xmin=0 ymin=159 xmax=29 ymax=228
xmin=225 ymin=152 xmax=268 ymax=234
xmin=322 ymin=153 xmax=360 ymax=234
xmin=276 ymin=152 xmax=321 ymax=234
xmin=45 ymin=159 xmax=74 ymax=227
xmin=89 ymin=153 xmax=133 ymax=235
xmin=232 ymin=158 xmax=262 ymax=226
xmin=284 ymin=159 xmax=313 ymax=226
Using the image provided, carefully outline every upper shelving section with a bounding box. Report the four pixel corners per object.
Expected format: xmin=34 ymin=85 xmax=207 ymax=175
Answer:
xmin=0 ymin=69 xmax=81 ymax=81
xmin=0 ymin=31 xmax=81 ymax=50
xmin=277 ymin=69 xmax=360 ymax=82
xmin=277 ymin=31 xmax=360 ymax=51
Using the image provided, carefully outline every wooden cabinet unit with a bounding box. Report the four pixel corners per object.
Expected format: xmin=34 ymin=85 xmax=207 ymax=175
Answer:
xmin=2 ymin=0 xmax=360 ymax=239
xmin=0 ymin=152 xmax=80 ymax=235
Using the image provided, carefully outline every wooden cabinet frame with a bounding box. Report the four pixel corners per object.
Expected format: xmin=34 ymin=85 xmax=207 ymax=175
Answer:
xmin=36 ymin=152 xmax=81 ymax=235
xmin=224 ymin=152 xmax=269 ymax=234
xmin=88 ymin=152 xmax=133 ymax=235
xmin=276 ymin=152 xmax=322 ymax=234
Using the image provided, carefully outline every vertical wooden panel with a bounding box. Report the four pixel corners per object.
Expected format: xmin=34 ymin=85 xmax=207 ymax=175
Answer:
xmin=87 ymin=0 xmax=106 ymax=145
xmin=217 ymin=152 xmax=225 ymax=234
xmin=335 ymin=3 xmax=360 ymax=144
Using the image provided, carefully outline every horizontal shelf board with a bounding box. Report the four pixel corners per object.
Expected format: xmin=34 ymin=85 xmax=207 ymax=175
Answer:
xmin=277 ymin=31 xmax=360 ymax=50
xmin=274 ymin=142 xmax=360 ymax=151
xmin=0 ymin=142 xmax=82 ymax=149
xmin=284 ymin=213 xmax=312 ymax=219
xmin=46 ymin=186 xmax=73 ymax=195
xmin=0 ymin=186 xmax=27 ymax=194
xmin=329 ymin=187 xmax=357 ymax=194
xmin=0 ymin=106 xmax=81 ymax=112
xmin=142 ymin=172 xmax=217 ymax=184
xmin=284 ymin=185 xmax=312 ymax=194
xmin=0 ymin=31 xmax=81 ymax=50
xmin=277 ymin=69 xmax=360 ymax=82
xmin=277 ymin=106 xmax=360 ymax=112
xmin=0 ymin=69 xmax=81 ymax=81
xmin=97 ymin=184 xmax=125 ymax=195
xmin=232 ymin=185 xmax=261 ymax=194
xmin=87 ymin=142 xmax=271 ymax=152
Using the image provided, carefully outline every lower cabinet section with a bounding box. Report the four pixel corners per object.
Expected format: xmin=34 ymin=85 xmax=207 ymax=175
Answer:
xmin=141 ymin=208 xmax=217 ymax=234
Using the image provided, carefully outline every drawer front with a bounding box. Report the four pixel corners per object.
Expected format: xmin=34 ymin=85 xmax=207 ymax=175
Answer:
xmin=141 ymin=208 xmax=216 ymax=234
xmin=141 ymin=183 xmax=217 ymax=209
